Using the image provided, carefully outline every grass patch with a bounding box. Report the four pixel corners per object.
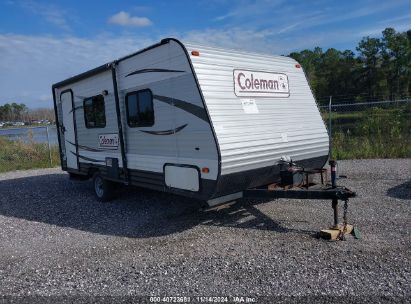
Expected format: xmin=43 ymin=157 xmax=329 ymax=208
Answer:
xmin=0 ymin=136 xmax=60 ymax=172
xmin=332 ymin=133 xmax=411 ymax=159
xmin=321 ymin=111 xmax=365 ymax=120
xmin=326 ymin=105 xmax=411 ymax=159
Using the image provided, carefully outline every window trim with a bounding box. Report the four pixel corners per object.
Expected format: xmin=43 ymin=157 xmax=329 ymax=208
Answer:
xmin=83 ymin=95 xmax=106 ymax=129
xmin=125 ymin=89 xmax=155 ymax=128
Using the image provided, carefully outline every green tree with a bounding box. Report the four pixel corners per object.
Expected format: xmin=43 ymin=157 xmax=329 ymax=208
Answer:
xmin=381 ymin=28 xmax=410 ymax=99
xmin=1 ymin=104 xmax=12 ymax=121
xmin=290 ymin=27 xmax=410 ymax=102
xmin=356 ymin=37 xmax=383 ymax=99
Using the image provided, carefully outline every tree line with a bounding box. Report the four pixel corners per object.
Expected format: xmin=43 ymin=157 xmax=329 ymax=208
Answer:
xmin=0 ymin=103 xmax=28 ymax=122
xmin=0 ymin=103 xmax=54 ymax=123
xmin=288 ymin=27 xmax=411 ymax=104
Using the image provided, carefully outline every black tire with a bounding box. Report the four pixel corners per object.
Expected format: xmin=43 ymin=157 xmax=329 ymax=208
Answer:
xmin=92 ymin=172 xmax=114 ymax=202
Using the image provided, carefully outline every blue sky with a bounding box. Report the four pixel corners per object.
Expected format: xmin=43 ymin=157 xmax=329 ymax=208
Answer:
xmin=0 ymin=0 xmax=410 ymax=108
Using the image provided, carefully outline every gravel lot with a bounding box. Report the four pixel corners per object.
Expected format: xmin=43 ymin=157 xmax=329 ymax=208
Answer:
xmin=0 ymin=159 xmax=410 ymax=302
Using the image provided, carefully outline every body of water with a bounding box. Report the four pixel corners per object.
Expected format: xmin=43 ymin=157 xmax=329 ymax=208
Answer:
xmin=0 ymin=126 xmax=58 ymax=145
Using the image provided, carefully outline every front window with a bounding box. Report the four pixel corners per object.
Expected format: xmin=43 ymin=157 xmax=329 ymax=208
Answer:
xmin=83 ymin=95 xmax=106 ymax=128
xmin=126 ymin=89 xmax=154 ymax=127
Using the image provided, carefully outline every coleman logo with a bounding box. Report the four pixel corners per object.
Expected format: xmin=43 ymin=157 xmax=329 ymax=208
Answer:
xmin=98 ymin=133 xmax=119 ymax=149
xmin=233 ymin=69 xmax=289 ymax=97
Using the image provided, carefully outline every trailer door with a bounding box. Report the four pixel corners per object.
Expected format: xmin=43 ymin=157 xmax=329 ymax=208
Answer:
xmin=60 ymin=90 xmax=78 ymax=170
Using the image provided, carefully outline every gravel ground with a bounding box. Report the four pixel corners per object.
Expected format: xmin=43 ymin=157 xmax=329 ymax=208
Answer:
xmin=0 ymin=159 xmax=410 ymax=303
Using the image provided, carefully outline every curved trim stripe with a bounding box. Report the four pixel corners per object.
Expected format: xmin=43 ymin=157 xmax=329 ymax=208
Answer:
xmin=126 ymin=68 xmax=185 ymax=77
xmin=153 ymin=95 xmax=209 ymax=122
xmin=66 ymin=140 xmax=108 ymax=152
xmin=140 ymin=124 xmax=188 ymax=135
xmin=70 ymin=151 xmax=105 ymax=163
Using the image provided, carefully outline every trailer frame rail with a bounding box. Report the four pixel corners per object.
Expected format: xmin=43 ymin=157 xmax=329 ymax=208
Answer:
xmin=243 ymin=185 xmax=356 ymax=201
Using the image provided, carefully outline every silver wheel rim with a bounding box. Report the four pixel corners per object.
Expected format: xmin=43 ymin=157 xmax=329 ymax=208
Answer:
xmin=95 ymin=176 xmax=104 ymax=197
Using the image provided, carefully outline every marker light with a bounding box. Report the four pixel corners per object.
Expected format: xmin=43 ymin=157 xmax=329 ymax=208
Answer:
xmin=202 ymin=167 xmax=209 ymax=173
xmin=191 ymin=50 xmax=200 ymax=56
xmin=295 ymin=64 xmax=301 ymax=68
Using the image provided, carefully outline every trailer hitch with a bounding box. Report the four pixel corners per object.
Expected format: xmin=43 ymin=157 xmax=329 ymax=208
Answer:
xmin=242 ymin=159 xmax=360 ymax=241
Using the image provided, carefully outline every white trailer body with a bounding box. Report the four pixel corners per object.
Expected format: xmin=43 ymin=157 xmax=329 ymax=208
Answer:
xmin=52 ymin=38 xmax=329 ymax=204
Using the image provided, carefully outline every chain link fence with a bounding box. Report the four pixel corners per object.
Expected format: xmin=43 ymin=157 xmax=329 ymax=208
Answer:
xmin=0 ymin=126 xmax=60 ymax=173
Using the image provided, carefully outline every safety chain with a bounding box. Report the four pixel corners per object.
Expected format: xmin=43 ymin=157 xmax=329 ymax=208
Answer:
xmin=337 ymin=199 xmax=349 ymax=241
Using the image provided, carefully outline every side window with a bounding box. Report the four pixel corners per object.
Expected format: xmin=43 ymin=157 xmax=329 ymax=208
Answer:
xmin=126 ymin=89 xmax=154 ymax=127
xmin=83 ymin=95 xmax=106 ymax=128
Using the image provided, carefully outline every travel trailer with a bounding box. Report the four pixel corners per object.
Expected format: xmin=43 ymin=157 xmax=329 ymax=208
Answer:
xmin=52 ymin=38 xmax=329 ymax=206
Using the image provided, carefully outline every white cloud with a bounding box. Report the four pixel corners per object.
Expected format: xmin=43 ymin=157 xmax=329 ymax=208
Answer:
xmin=212 ymin=0 xmax=410 ymax=36
xmin=18 ymin=0 xmax=71 ymax=31
xmin=357 ymin=22 xmax=411 ymax=37
xmin=302 ymin=1 xmax=411 ymax=30
xmin=213 ymin=11 xmax=238 ymax=22
xmin=182 ymin=28 xmax=318 ymax=55
xmin=379 ymin=13 xmax=411 ymax=25
xmin=213 ymin=0 xmax=285 ymax=22
xmin=108 ymin=11 xmax=152 ymax=27
xmin=0 ymin=34 xmax=154 ymax=108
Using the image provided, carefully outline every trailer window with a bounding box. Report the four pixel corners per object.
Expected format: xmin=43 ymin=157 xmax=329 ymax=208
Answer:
xmin=126 ymin=89 xmax=154 ymax=127
xmin=83 ymin=95 xmax=106 ymax=128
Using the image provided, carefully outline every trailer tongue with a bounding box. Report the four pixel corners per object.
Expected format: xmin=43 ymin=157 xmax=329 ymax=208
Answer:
xmin=242 ymin=159 xmax=358 ymax=241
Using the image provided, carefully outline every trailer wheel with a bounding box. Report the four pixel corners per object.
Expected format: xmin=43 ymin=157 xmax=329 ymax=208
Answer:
xmin=93 ymin=172 xmax=114 ymax=202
